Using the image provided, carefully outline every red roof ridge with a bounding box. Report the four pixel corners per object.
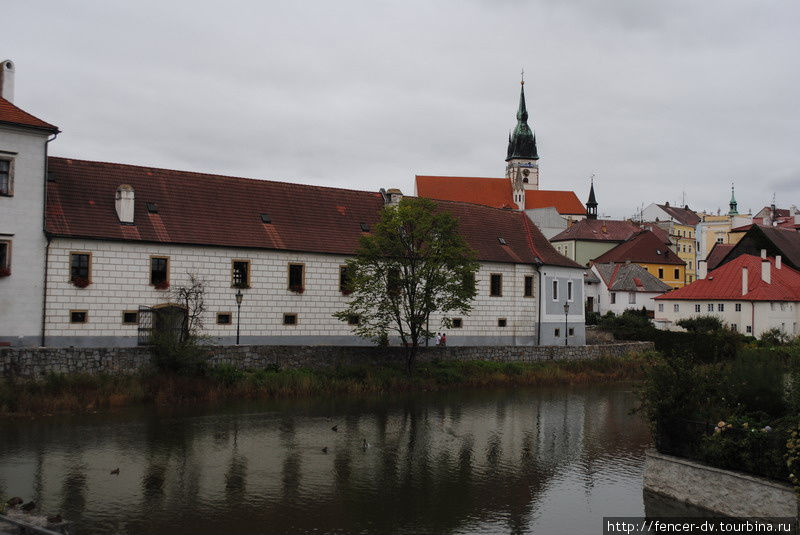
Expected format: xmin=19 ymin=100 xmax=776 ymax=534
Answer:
xmin=48 ymin=155 xmax=384 ymax=197
xmin=0 ymin=97 xmax=59 ymax=132
xmin=415 ymin=174 xmax=504 ymax=180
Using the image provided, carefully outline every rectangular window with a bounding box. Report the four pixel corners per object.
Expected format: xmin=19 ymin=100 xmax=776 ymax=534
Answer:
xmin=658 ymin=268 xmax=664 ymax=279
xmin=524 ymin=275 xmax=533 ymax=297
xmin=658 ymin=303 xmax=664 ymax=312
xmin=70 ymin=310 xmax=88 ymax=324
xmin=490 ymin=273 xmax=502 ymax=297
xmin=122 ymin=311 xmax=138 ymax=324
xmin=497 ymin=318 xmax=507 ymax=327
xmin=735 ymin=303 xmax=741 ymax=312
xmin=0 ymin=158 xmax=12 ymax=196
xmin=610 ymin=292 xmax=616 ymax=304
xmin=718 ymin=303 xmax=724 ymax=312
xmin=216 ymin=312 xmax=232 ymax=325
xmin=746 ymin=325 xmax=752 ymax=333
xmin=150 ymin=256 xmax=169 ymax=286
xmin=708 ymin=303 xmax=714 ymax=312
xmin=339 ymin=266 xmax=352 ymax=295
xmin=695 ymin=304 xmax=701 ymax=312
xmin=731 ymin=324 xmax=738 ymax=332
xmin=452 ymin=318 xmax=463 ymax=328
xmin=552 ymin=279 xmax=558 ymax=301
xmin=554 ymin=328 xmax=560 ymax=337
xmin=567 ymin=281 xmax=573 ymax=301
xmin=346 ymin=314 xmax=360 ymax=325
xmin=674 ymin=268 xmax=680 ymax=279
xmin=287 ymin=263 xmax=304 ymax=292
xmin=568 ymin=327 xmax=574 ymax=336
xmin=69 ymin=252 xmax=91 ymax=286
xmin=232 ymin=260 xmax=250 ymax=288
xmin=0 ymin=240 xmax=10 ymax=275
xmin=283 ymin=313 xmax=298 ymax=325
xmin=628 ymin=292 xmax=636 ymax=304
xmin=673 ymin=304 xmax=679 ymax=312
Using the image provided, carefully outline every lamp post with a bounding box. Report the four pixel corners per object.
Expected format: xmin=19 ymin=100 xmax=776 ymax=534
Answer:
xmin=563 ymin=301 xmax=569 ymax=347
xmin=235 ymin=289 xmax=243 ymax=345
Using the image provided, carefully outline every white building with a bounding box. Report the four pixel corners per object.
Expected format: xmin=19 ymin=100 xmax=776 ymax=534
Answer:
xmin=0 ymin=61 xmax=587 ymax=348
xmin=590 ymin=263 xmax=672 ymax=316
xmin=653 ymin=252 xmax=800 ymax=338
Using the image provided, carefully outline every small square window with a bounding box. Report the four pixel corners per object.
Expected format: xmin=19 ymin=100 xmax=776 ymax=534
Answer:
xmin=70 ymin=310 xmax=88 ymax=324
xmin=451 ymin=318 xmax=463 ymax=328
xmin=554 ymin=328 xmax=561 ymax=337
xmin=347 ymin=314 xmax=360 ymax=326
xmin=498 ymin=318 xmax=507 ymax=327
xmin=288 ymin=263 xmax=304 ymax=293
xmin=122 ymin=311 xmax=139 ymax=324
xmin=232 ymin=260 xmax=250 ymax=288
xmin=69 ymin=252 xmax=91 ymax=287
xmin=746 ymin=325 xmax=752 ymax=333
xmin=490 ymin=274 xmax=502 ymax=297
xmin=0 ymin=158 xmax=13 ymax=196
xmin=283 ymin=313 xmax=298 ymax=326
xmin=524 ymin=275 xmax=533 ymax=297
xmin=695 ymin=304 xmax=701 ymax=313
xmin=673 ymin=304 xmax=679 ymax=312
xmin=717 ymin=303 xmax=724 ymax=312
xmin=217 ymin=313 xmax=232 ymax=325
xmin=735 ymin=303 xmax=741 ymax=312
xmin=731 ymin=324 xmax=738 ymax=332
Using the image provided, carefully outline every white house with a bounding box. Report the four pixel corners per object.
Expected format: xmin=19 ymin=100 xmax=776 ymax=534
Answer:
xmin=0 ymin=61 xmax=587 ymax=348
xmin=590 ymin=262 xmax=672 ymax=316
xmin=654 ymin=251 xmax=800 ymax=338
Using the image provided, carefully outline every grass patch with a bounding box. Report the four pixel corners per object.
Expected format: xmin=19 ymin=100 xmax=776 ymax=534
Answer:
xmin=0 ymin=352 xmax=656 ymax=417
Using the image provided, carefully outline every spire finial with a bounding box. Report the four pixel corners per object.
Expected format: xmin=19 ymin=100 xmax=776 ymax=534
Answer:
xmin=521 ymin=68 xmax=525 ymax=85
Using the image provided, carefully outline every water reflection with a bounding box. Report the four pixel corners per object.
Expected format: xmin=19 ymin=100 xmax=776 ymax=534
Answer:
xmin=0 ymin=384 xmax=655 ymax=534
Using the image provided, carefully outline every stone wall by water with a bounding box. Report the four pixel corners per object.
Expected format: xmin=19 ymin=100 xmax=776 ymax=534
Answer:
xmin=0 ymin=341 xmax=653 ymax=380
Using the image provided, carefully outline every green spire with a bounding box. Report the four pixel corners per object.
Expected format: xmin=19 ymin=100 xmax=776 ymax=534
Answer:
xmin=506 ymin=79 xmax=539 ymax=161
xmin=728 ymin=183 xmax=738 ymax=216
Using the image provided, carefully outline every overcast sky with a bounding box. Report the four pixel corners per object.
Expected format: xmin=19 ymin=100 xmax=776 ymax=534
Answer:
xmin=4 ymin=1 xmax=799 ymax=219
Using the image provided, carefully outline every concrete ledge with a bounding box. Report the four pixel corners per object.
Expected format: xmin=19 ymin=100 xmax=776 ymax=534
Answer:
xmin=644 ymin=449 xmax=799 ymax=517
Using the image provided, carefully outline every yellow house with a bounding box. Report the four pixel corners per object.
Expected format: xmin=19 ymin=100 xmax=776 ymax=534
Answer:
xmin=592 ymin=230 xmax=687 ymax=289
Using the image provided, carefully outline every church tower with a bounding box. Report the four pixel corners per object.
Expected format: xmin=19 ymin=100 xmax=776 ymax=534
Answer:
xmin=506 ymin=75 xmax=539 ymax=210
xmin=728 ymin=184 xmax=739 ymax=216
xmin=586 ymin=177 xmax=598 ymax=220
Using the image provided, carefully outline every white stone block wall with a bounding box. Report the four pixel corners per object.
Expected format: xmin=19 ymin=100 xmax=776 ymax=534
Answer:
xmin=0 ymin=127 xmax=49 ymax=346
xmin=44 ymin=238 xmax=544 ymax=346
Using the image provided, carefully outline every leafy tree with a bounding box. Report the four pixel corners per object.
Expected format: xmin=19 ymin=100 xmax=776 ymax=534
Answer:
xmin=335 ymin=197 xmax=479 ymax=373
xmin=676 ymin=315 xmax=723 ymax=334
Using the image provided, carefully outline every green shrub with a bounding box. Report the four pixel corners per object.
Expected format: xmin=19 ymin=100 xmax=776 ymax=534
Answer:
xmin=723 ymin=348 xmax=787 ymax=417
xmin=759 ymin=328 xmax=790 ymax=346
xmin=677 ymin=315 xmax=723 ymax=334
xmin=585 ymin=311 xmax=601 ymax=326
xmin=150 ymin=332 xmax=210 ymax=376
xmin=208 ymin=363 xmax=245 ymax=386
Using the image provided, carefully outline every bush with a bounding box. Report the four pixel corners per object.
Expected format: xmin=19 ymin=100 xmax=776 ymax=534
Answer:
xmin=150 ymin=332 xmax=210 ymax=376
xmin=585 ymin=311 xmax=601 ymax=326
xmin=723 ymin=348 xmax=787 ymax=417
xmin=676 ymin=315 xmax=723 ymax=334
xmin=208 ymin=363 xmax=245 ymax=386
xmin=759 ymin=328 xmax=790 ymax=347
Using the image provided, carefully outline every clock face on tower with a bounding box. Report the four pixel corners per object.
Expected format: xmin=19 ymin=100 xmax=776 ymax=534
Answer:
xmin=522 ymin=169 xmax=530 ymax=177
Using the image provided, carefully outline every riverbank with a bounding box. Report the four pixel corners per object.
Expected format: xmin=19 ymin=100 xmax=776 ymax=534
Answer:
xmin=0 ymin=353 xmax=655 ymax=416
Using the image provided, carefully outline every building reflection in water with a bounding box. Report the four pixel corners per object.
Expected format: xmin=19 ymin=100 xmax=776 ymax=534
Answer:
xmin=0 ymin=384 xmax=654 ymax=534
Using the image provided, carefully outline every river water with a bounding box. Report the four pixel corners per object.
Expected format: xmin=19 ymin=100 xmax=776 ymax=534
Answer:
xmin=0 ymin=383 xmax=685 ymax=534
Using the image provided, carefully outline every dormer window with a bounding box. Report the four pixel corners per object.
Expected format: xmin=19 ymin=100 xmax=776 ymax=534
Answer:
xmin=146 ymin=202 xmax=158 ymax=213
xmin=360 ymin=222 xmax=370 ymax=232
xmin=498 ymin=237 xmax=507 ymax=245
xmin=260 ymin=213 xmax=271 ymax=224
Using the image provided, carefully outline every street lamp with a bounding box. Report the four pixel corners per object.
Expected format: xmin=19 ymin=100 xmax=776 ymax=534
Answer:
xmin=563 ymin=301 xmax=569 ymax=347
xmin=235 ymin=289 xmax=243 ymax=345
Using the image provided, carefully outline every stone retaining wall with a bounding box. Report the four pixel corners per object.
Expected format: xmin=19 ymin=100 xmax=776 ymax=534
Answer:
xmin=1 ymin=341 xmax=653 ymax=381
xmin=644 ymin=449 xmax=799 ymax=517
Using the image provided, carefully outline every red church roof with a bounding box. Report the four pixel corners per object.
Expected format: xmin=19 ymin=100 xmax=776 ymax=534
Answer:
xmin=415 ymin=175 xmax=585 ymax=215
xmin=0 ymin=97 xmax=58 ymax=132
xmin=656 ymin=255 xmax=800 ymax=302
xmin=45 ymin=157 xmax=581 ymax=268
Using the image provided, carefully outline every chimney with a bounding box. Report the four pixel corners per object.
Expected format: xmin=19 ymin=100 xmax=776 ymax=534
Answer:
xmin=776 ymin=255 xmax=782 ymax=269
xmin=761 ymin=257 xmax=771 ymax=284
xmin=601 ymin=223 xmax=607 ymax=233
xmin=0 ymin=59 xmax=14 ymax=103
xmin=115 ymin=184 xmax=135 ymax=224
xmin=385 ymin=188 xmax=403 ymax=206
xmin=741 ymin=267 xmax=748 ymax=296
xmin=697 ymin=259 xmax=707 ymax=280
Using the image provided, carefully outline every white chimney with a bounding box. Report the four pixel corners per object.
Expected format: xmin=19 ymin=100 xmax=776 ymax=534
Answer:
xmin=741 ymin=267 xmax=748 ymax=296
xmin=115 ymin=184 xmax=135 ymax=224
xmin=761 ymin=258 xmax=771 ymax=284
xmin=776 ymin=255 xmax=782 ymax=269
xmin=386 ymin=188 xmax=403 ymax=206
xmin=697 ymin=259 xmax=707 ymax=280
xmin=0 ymin=59 xmax=14 ymax=103
xmin=761 ymin=249 xmax=767 ymax=259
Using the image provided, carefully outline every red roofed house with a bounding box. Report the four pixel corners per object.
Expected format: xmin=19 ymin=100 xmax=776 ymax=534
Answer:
xmin=0 ymin=61 xmax=587 ymax=348
xmin=550 ymin=218 xmax=642 ymax=267
xmin=654 ymin=252 xmax=800 ymax=338
xmin=415 ymin=80 xmax=587 ymax=221
xmin=592 ymin=230 xmax=687 ymax=289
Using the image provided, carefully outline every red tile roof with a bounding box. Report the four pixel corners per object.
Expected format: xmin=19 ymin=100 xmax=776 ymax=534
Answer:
xmin=524 ymin=190 xmax=585 ymax=214
xmin=593 ymin=231 xmax=685 ymax=265
xmin=640 ymin=223 xmax=672 ymax=245
xmin=551 ymin=218 xmax=641 ymax=242
xmin=0 ymin=97 xmax=58 ymax=132
xmin=45 ymin=157 xmax=581 ymax=268
xmin=415 ymin=175 xmax=586 ymax=215
xmin=656 ymin=204 xmax=700 ymax=226
xmin=656 ymin=255 xmax=800 ymax=302
xmin=705 ymin=243 xmax=734 ymax=270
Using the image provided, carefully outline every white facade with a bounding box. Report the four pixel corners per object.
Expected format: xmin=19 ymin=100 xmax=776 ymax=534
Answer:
xmin=43 ymin=238 xmax=572 ymax=347
xmin=0 ymin=125 xmax=51 ymax=346
xmin=654 ymin=299 xmax=799 ymax=338
xmin=538 ymin=265 xmax=586 ymax=345
xmin=589 ymin=265 xmax=662 ymax=316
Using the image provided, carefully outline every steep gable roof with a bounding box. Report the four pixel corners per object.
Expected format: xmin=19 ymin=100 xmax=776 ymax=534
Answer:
xmin=656 ymin=203 xmax=700 ymax=226
xmin=705 ymin=243 xmax=734 ymax=270
xmin=593 ymin=262 xmax=672 ymax=292
xmin=524 ymin=190 xmax=584 ymax=214
xmin=551 ymin=218 xmax=641 ymax=243
xmin=723 ymin=225 xmax=800 ymax=271
xmin=0 ymin=97 xmax=58 ymax=132
xmin=593 ymin=231 xmax=685 ymax=265
xmin=45 ymin=157 xmax=581 ymax=268
xmin=656 ymin=255 xmax=800 ymax=302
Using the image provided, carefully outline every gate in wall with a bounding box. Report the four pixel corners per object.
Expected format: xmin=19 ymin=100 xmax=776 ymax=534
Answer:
xmin=137 ymin=306 xmax=154 ymax=346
